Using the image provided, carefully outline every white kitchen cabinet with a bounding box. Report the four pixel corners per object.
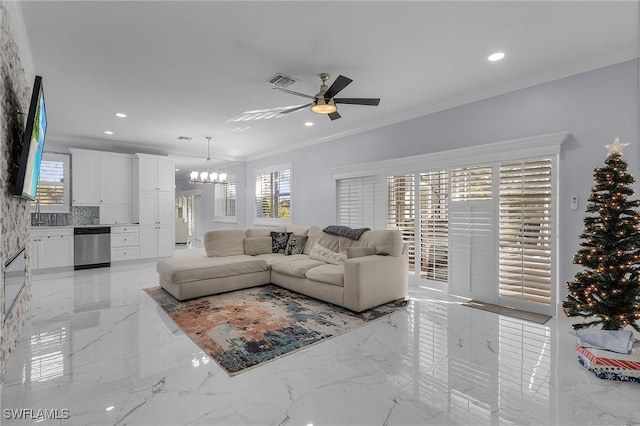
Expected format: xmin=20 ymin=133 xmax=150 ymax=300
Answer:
xmin=99 ymin=205 xmax=132 ymax=225
xmin=134 ymin=154 xmax=175 ymax=258
xmin=138 ymin=225 xmax=174 ymax=259
xmin=71 ymin=151 xmax=99 ymax=205
xmin=99 ymin=156 xmax=132 ymax=204
xmin=136 ymin=155 xmax=175 ymax=192
xmin=31 ymin=228 xmax=74 ymax=270
xmin=70 ymin=149 xmax=134 ymax=224
xmin=111 ymin=226 xmax=139 ymax=261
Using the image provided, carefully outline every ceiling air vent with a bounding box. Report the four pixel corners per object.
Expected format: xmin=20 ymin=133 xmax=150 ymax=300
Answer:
xmin=267 ymin=73 xmax=297 ymax=88
xmin=177 ymin=136 xmax=192 ymax=141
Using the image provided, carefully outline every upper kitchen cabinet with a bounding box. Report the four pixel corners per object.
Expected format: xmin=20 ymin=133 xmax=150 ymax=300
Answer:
xmin=136 ymin=154 xmax=175 ymax=192
xmin=70 ymin=149 xmax=133 ymax=206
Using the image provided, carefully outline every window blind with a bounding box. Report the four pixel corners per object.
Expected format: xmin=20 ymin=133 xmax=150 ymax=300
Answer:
xmin=451 ymin=166 xmax=493 ymax=201
xmin=387 ymin=174 xmax=416 ymax=271
xmin=35 ymin=159 xmax=65 ymax=206
xmin=498 ymin=159 xmax=552 ymax=304
xmin=419 ymin=171 xmax=449 ymax=281
xmin=337 ymin=176 xmax=385 ymax=228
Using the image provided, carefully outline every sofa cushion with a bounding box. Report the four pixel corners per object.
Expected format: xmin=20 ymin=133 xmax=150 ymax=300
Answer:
xmin=271 ymin=231 xmax=292 ymax=253
xmin=316 ymin=232 xmax=340 ymax=253
xmin=309 ymin=244 xmax=347 ymax=265
xmin=243 ymin=237 xmax=272 ymax=255
xmin=284 ymin=234 xmax=308 ymax=255
xmin=337 ymin=230 xmax=404 ymax=257
xmin=305 ymin=264 xmax=345 ymax=287
xmin=271 ymin=256 xmax=325 ymax=278
xmin=346 ymin=247 xmax=376 ymax=258
xmin=204 ymin=229 xmax=246 ymax=257
xmin=254 ymin=253 xmax=286 ymax=268
xmin=157 ymin=255 xmax=268 ymax=284
xmin=286 ymin=224 xmax=309 ymax=236
xmin=246 ymin=226 xmax=286 ymax=238
xmin=303 ymin=225 xmax=324 ymax=255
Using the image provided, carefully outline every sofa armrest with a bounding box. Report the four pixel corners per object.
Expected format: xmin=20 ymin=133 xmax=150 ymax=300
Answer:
xmin=343 ymin=255 xmax=408 ymax=312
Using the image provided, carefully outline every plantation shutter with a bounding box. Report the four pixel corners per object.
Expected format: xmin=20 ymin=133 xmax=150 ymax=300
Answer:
xmin=499 ymin=159 xmax=552 ymax=305
xmin=256 ymin=172 xmax=274 ymax=218
xmin=419 ymin=171 xmax=449 ymax=281
xmin=35 ymin=159 xmax=65 ymax=206
xmin=337 ymin=176 xmax=385 ymax=228
xmin=449 ymin=166 xmax=494 ymax=298
xmin=388 ymin=174 xmax=416 ymax=271
xmin=215 ymin=176 xmax=236 ymax=217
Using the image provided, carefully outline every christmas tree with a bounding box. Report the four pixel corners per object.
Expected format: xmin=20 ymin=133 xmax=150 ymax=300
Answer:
xmin=563 ymin=137 xmax=640 ymax=331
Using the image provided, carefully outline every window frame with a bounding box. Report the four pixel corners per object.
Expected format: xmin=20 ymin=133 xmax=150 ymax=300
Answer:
xmin=31 ymin=152 xmax=70 ymax=213
xmin=254 ymin=163 xmax=292 ymax=226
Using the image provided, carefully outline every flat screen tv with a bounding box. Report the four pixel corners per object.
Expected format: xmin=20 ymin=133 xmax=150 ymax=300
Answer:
xmin=13 ymin=75 xmax=47 ymax=200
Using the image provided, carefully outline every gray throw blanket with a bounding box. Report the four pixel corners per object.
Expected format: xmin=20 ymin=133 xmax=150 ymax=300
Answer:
xmin=323 ymin=225 xmax=370 ymax=240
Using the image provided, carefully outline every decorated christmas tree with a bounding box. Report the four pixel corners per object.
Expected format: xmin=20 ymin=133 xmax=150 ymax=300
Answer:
xmin=563 ymin=137 xmax=640 ymax=331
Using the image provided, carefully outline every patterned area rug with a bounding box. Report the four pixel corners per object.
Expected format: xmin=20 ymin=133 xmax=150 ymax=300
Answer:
xmin=144 ymin=284 xmax=408 ymax=375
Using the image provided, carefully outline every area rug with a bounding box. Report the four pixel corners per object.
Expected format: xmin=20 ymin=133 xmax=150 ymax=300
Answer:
xmin=462 ymin=300 xmax=551 ymax=324
xmin=144 ymin=284 xmax=408 ymax=375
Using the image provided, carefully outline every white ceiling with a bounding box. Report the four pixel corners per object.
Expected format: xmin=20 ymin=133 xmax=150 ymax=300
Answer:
xmin=18 ymin=1 xmax=640 ymax=176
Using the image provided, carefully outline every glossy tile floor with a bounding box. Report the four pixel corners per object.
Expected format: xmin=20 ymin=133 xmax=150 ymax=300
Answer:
xmin=2 ymin=247 xmax=640 ymax=425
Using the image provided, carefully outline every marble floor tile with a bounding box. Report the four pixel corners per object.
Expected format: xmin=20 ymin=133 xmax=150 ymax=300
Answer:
xmin=1 ymin=251 xmax=640 ymax=425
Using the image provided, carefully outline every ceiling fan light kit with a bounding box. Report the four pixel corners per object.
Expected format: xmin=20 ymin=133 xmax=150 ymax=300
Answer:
xmin=276 ymin=73 xmax=380 ymax=120
xmin=190 ymin=136 xmax=227 ymax=185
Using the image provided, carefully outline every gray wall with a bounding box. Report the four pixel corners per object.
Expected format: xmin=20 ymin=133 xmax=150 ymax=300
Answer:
xmin=244 ymin=59 xmax=640 ymax=309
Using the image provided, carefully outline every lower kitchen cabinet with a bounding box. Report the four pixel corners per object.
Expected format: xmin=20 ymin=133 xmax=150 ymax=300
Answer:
xmin=139 ymin=225 xmax=174 ymax=259
xmin=31 ymin=228 xmax=74 ymax=270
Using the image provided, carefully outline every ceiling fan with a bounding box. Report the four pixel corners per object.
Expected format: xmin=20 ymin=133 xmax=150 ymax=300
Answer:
xmin=275 ymin=73 xmax=380 ymax=120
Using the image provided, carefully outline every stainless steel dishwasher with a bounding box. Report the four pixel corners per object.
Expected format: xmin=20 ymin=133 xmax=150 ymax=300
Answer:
xmin=74 ymin=227 xmax=111 ymax=270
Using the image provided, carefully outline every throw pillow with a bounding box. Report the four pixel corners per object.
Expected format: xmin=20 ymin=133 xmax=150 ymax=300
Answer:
xmin=309 ymin=244 xmax=347 ymax=265
xmin=284 ymin=234 xmax=308 ymax=255
xmin=243 ymin=237 xmax=272 ymax=256
xmin=271 ymin=231 xmax=292 ymax=253
xmin=346 ymin=247 xmax=376 ymax=259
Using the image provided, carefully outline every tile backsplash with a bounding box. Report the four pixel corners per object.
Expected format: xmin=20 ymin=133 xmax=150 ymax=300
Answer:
xmin=31 ymin=206 xmax=100 ymax=226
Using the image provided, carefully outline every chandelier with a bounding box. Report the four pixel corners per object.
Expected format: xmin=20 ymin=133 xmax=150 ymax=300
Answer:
xmin=190 ymin=136 xmax=227 ymax=184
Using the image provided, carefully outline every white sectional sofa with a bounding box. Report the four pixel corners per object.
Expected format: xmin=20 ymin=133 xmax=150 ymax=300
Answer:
xmin=156 ymin=225 xmax=408 ymax=312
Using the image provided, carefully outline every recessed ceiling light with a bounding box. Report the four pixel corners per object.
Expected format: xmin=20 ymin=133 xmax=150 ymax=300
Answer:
xmin=175 ymin=168 xmax=180 ymax=172
xmin=488 ymin=52 xmax=505 ymax=62
xmin=304 ymin=122 xmax=314 ymax=127
xmin=104 ymin=130 xmax=114 ymax=135
xmin=115 ymin=112 xmax=127 ymax=118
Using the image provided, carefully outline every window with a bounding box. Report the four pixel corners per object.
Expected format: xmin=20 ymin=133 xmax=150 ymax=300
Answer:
xmin=32 ymin=153 xmax=70 ymax=213
xmin=451 ymin=166 xmax=493 ymax=201
xmin=214 ymin=175 xmax=237 ymax=222
xmin=255 ymin=164 xmax=291 ymax=224
xmin=498 ymin=159 xmax=552 ymax=304
xmin=419 ymin=170 xmax=449 ymax=281
xmin=387 ymin=174 xmax=416 ymax=271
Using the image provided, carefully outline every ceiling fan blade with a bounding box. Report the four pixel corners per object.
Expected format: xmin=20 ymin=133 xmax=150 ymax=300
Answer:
xmin=328 ymin=111 xmax=341 ymax=121
xmin=273 ymin=87 xmax=315 ymax=100
xmin=334 ymin=98 xmax=380 ymax=106
xmin=280 ymin=103 xmax=312 ymax=114
xmin=324 ymin=75 xmax=352 ymax=100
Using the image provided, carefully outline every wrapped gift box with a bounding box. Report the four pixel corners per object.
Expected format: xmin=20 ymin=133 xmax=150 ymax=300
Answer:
xmin=577 ymin=343 xmax=640 ymax=382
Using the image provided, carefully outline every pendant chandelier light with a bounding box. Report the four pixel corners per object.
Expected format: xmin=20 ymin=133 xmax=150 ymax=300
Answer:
xmin=190 ymin=136 xmax=227 ymax=184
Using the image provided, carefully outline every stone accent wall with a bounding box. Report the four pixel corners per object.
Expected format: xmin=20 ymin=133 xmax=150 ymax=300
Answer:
xmin=0 ymin=1 xmax=32 ymax=382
